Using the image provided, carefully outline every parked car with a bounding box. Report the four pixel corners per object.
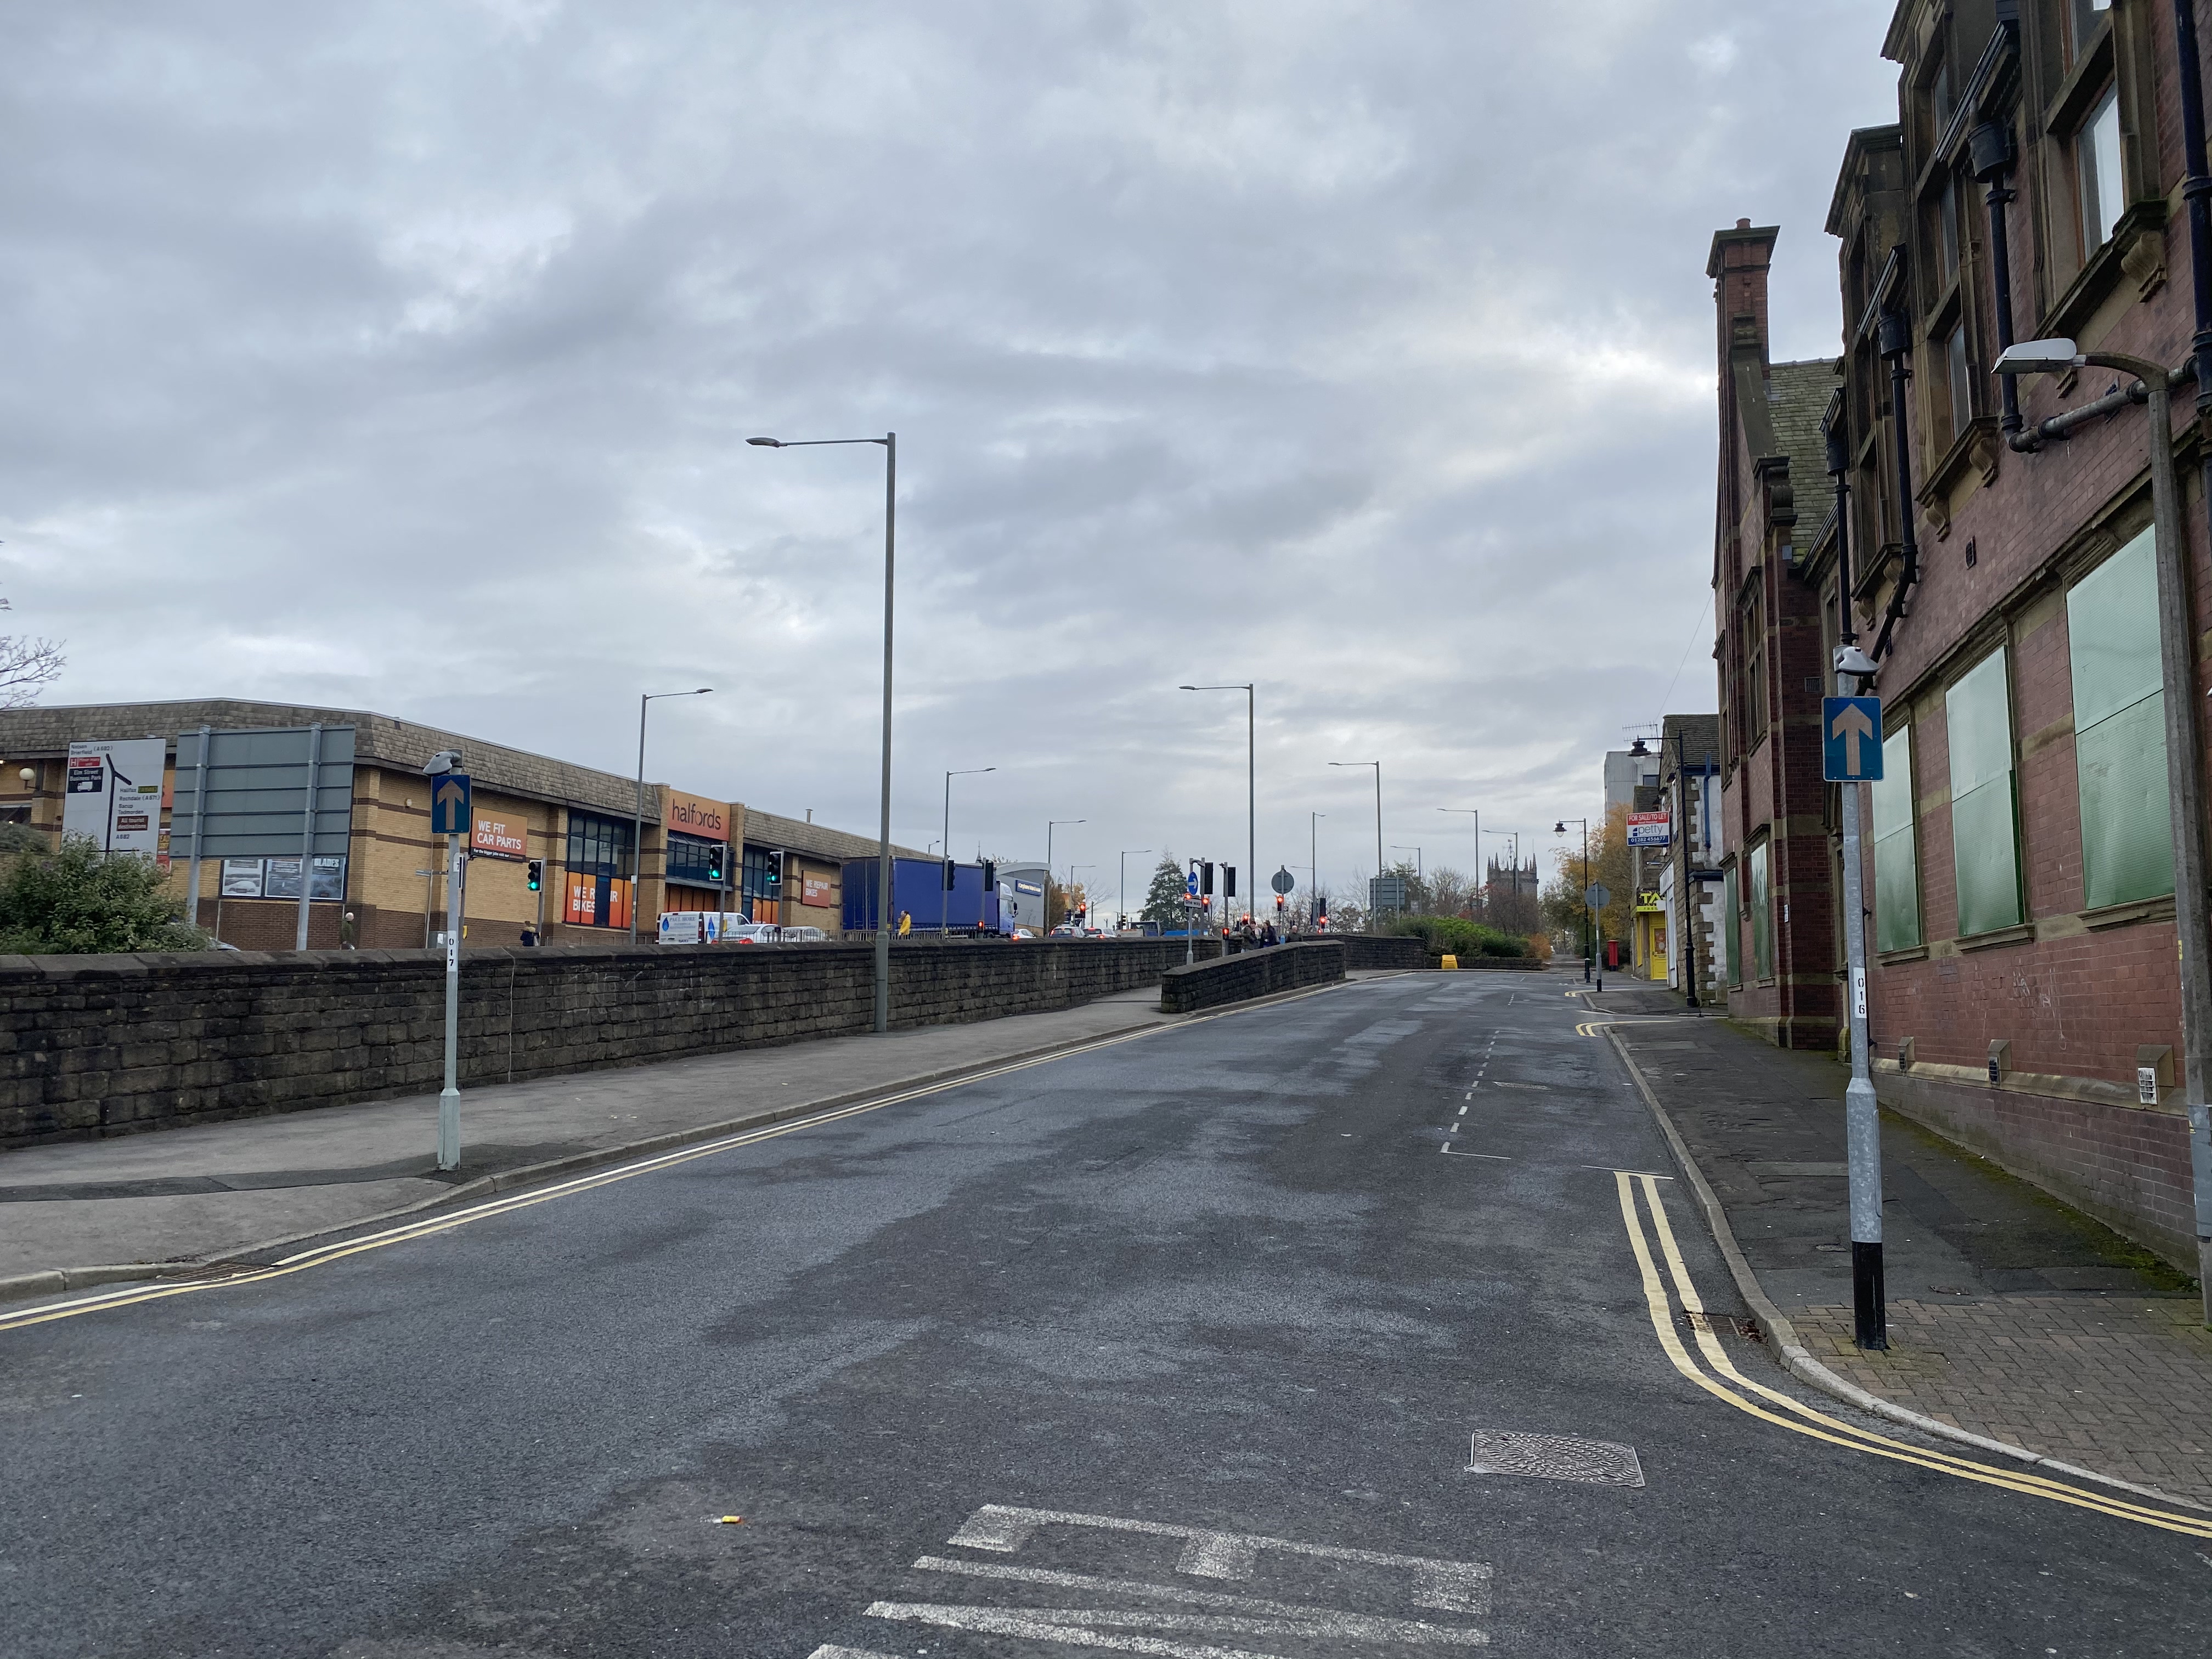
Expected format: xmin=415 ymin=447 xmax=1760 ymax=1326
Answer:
xmin=725 ymin=923 xmax=783 ymax=943
xmin=780 ymin=926 xmax=827 ymax=943
xmin=1048 ymin=924 xmax=1079 ymax=936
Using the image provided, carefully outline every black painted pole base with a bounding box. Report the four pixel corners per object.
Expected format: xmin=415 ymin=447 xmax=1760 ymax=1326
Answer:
xmin=1853 ymin=1240 xmax=1887 ymax=1350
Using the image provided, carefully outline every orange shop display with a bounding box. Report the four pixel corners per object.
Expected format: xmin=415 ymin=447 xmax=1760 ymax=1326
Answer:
xmin=564 ymin=871 xmax=634 ymax=930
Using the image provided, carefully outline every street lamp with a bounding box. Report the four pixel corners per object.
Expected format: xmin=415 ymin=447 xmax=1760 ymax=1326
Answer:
xmin=1308 ymin=811 xmax=1324 ymax=933
xmin=1329 ymin=760 xmax=1382 ymax=929
xmin=1554 ymin=817 xmax=1590 ymax=984
xmin=1996 ymin=337 xmax=2212 ymax=1317
xmin=1120 ymin=848 xmax=1151 ymax=931
xmin=1047 ymin=819 xmax=1084 ymax=929
xmin=1181 ymin=683 xmax=1256 ymax=927
xmin=1438 ymin=808 xmax=1481 ymax=912
xmin=632 ymin=688 xmax=713 ymax=943
xmin=943 ymin=766 xmax=995 ymax=933
xmin=750 ymin=431 xmax=898 ymax=1032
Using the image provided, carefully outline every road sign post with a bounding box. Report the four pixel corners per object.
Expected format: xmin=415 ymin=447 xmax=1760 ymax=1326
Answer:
xmin=1584 ymin=883 xmax=1610 ymax=992
xmin=1270 ymin=866 xmax=1295 ymax=895
xmin=1823 ymin=691 xmax=1887 ymax=1347
xmin=429 ymin=773 xmax=471 ymax=1171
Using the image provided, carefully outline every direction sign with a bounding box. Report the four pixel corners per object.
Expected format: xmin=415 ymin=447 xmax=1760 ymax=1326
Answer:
xmin=1584 ymin=883 xmax=1611 ymax=911
xmin=429 ymin=774 xmax=473 ymax=836
xmin=1822 ymin=696 xmax=1884 ymax=782
xmin=1270 ymin=866 xmax=1295 ymax=895
xmin=1185 ymin=868 xmax=1200 ymax=899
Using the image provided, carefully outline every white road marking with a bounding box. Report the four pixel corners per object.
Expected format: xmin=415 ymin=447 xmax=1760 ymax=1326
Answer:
xmin=907 ymin=1558 xmax=1487 ymax=1645
xmin=942 ymin=1504 xmax=1489 ymax=1611
xmin=1441 ymin=1149 xmax=1509 ymax=1160
xmin=807 ymin=1648 xmax=906 ymax=1659
xmin=864 ymin=1600 xmax=1489 ymax=1654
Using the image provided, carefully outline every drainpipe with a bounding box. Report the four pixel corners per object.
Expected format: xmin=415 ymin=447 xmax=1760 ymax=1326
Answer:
xmin=1971 ymin=120 xmax=2025 ymax=443
xmin=1872 ymin=301 xmax=1920 ymax=662
xmin=2168 ymin=0 xmax=2212 ymax=1315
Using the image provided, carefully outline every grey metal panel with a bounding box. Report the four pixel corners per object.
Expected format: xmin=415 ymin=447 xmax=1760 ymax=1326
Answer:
xmin=172 ymin=726 xmax=356 ymax=859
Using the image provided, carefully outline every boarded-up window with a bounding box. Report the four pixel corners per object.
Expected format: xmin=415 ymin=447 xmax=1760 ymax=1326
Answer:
xmin=1748 ymin=839 xmax=1771 ymax=981
xmin=1871 ymin=724 xmax=1920 ymax=951
xmin=1946 ymin=646 xmax=2022 ymax=935
xmin=1723 ymin=865 xmax=1741 ymax=986
xmin=2068 ymin=527 xmax=2172 ymax=910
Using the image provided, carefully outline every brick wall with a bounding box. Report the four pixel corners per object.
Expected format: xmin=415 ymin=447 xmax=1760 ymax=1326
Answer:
xmin=1161 ymin=942 xmax=1346 ymax=1012
xmin=1878 ymin=1068 xmax=2198 ymax=1271
xmin=0 ymin=936 xmax=1227 ymax=1148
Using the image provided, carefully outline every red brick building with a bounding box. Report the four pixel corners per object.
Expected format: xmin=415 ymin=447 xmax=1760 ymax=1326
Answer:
xmin=1721 ymin=0 xmax=2212 ymax=1269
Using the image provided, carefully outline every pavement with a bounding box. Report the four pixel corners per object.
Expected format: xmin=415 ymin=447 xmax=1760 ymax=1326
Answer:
xmin=1583 ymin=975 xmax=2212 ymax=1509
xmin=0 ymin=986 xmax=1181 ymax=1290
xmin=7 ymin=968 xmax=2209 ymax=1657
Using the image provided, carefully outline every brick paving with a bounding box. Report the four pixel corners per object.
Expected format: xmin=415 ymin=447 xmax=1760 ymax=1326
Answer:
xmin=1799 ymin=1296 xmax=2212 ymax=1506
xmin=1584 ymin=980 xmax=2212 ymax=1510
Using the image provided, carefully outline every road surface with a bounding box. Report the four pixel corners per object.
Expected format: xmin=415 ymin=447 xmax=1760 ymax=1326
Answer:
xmin=5 ymin=971 xmax=2207 ymax=1656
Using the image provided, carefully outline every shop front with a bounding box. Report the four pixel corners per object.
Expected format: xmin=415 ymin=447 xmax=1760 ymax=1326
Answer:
xmin=1634 ymin=888 xmax=1668 ymax=981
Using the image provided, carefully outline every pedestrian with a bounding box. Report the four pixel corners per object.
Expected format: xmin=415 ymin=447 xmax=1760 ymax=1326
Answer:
xmin=519 ymin=921 xmax=538 ymax=947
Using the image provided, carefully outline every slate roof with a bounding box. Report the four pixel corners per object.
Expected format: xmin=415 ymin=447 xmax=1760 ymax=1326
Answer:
xmin=1658 ymin=713 xmax=1722 ymax=780
xmin=1767 ymin=357 xmax=1842 ymax=487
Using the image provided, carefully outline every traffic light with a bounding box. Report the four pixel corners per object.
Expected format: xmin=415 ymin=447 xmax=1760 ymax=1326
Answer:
xmin=707 ymin=848 xmax=724 ymax=883
xmin=766 ymin=849 xmax=782 ymax=888
xmin=981 ymin=860 xmax=996 ymax=888
xmin=1275 ymin=894 xmax=1285 ymax=913
xmin=1223 ymin=865 xmax=1237 ymax=899
xmin=526 ymin=860 xmax=542 ymax=892
xmin=1200 ymin=861 xmax=1215 ymax=896
xmin=944 ymin=859 xmax=957 ymax=890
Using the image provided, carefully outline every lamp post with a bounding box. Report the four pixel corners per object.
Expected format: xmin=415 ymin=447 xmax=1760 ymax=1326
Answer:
xmin=943 ymin=766 xmax=995 ymax=934
xmin=749 ymin=431 xmax=897 ymax=1032
xmin=1120 ymin=848 xmax=1152 ymax=931
xmin=1047 ymin=819 xmax=1084 ymax=930
xmin=1330 ymin=760 xmax=1382 ymax=928
xmin=1995 ymin=339 xmax=2212 ymax=1319
xmin=632 ymin=688 xmax=713 ymax=943
xmin=1310 ymin=811 xmax=1324 ymax=933
xmin=1181 ymin=683 xmax=1256 ymax=927
xmin=1390 ymin=846 xmax=1423 ymax=912
xmin=1554 ymin=817 xmax=1590 ymax=983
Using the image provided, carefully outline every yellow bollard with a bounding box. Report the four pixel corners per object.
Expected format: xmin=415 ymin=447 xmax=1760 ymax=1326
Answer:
xmin=1440 ymin=953 xmax=1459 ymax=970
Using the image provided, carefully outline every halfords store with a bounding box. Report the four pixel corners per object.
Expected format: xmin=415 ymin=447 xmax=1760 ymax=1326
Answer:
xmin=0 ymin=699 xmax=924 ymax=949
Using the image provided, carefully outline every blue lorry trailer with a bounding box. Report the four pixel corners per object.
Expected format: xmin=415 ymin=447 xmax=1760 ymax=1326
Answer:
xmin=842 ymin=857 xmax=1003 ymax=935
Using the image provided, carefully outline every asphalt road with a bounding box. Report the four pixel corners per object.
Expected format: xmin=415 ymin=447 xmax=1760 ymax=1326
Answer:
xmin=6 ymin=972 xmax=2209 ymax=1657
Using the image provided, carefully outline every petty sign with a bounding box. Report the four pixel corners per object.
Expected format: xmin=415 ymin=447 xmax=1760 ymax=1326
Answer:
xmin=1822 ymin=696 xmax=1883 ymax=782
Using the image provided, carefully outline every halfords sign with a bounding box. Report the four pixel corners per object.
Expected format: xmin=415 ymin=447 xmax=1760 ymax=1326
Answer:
xmin=663 ymin=791 xmax=734 ymax=840
xmin=1626 ymin=811 xmax=1672 ymax=848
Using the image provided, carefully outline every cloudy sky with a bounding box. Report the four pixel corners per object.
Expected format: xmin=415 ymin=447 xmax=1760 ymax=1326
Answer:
xmin=2 ymin=1 xmax=1899 ymax=914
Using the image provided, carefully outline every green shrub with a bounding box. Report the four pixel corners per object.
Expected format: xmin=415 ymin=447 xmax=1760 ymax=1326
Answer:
xmin=1384 ymin=915 xmax=1526 ymax=958
xmin=0 ymin=833 xmax=210 ymax=954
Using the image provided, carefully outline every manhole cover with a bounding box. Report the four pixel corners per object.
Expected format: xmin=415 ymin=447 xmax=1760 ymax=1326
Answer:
xmin=1465 ymin=1431 xmax=1644 ymax=1487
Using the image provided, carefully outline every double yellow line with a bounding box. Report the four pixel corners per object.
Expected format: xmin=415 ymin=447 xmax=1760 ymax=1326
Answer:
xmin=1614 ymin=1170 xmax=2212 ymax=1537
xmin=0 ymin=1023 xmax=1175 ymax=1336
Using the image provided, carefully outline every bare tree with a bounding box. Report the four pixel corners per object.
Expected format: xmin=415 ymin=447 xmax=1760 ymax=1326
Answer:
xmin=0 ymin=598 xmax=63 ymax=709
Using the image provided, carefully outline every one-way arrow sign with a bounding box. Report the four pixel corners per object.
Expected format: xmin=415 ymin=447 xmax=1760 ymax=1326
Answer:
xmin=430 ymin=773 xmax=473 ymax=835
xmin=1822 ymin=697 xmax=1883 ymax=782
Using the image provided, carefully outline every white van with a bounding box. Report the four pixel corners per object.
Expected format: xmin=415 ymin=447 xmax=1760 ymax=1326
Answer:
xmin=657 ymin=911 xmax=753 ymax=945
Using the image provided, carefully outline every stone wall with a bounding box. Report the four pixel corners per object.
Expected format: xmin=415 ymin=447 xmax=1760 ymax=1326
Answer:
xmin=1285 ymin=934 xmax=1428 ymax=970
xmin=1161 ymin=941 xmax=1346 ymax=1013
xmin=0 ymin=936 xmax=1224 ymax=1148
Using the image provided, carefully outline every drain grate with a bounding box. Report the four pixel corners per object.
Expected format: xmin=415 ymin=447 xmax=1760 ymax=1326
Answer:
xmin=1465 ymin=1430 xmax=1645 ymax=1487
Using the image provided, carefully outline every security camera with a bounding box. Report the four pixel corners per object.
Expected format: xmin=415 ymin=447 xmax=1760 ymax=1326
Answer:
xmin=421 ymin=749 xmax=464 ymax=776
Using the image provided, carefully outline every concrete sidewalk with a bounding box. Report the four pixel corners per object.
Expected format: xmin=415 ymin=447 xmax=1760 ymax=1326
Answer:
xmin=0 ymin=988 xmax=1184 ymax=1295
xmin=1586 ymin=979 xmax=2212 ymax=1506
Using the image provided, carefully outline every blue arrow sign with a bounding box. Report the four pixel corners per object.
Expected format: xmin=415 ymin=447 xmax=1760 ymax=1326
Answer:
xmin=1822 ymin=697 xmax=1883 ymax=782
xmin=429 ymin=773 xmax=472 ymax=836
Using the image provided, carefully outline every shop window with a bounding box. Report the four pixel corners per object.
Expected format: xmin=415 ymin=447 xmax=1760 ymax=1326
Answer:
xmin=741 ymin=844 xmax=780 ymax=900
xmin=667 ymin=831 xmax=727 ymax=887
xmin=2067 ymin=527 xmax=2172 ymax=909
xmin=567 ymin=811 xmax=634 ymax=876
xmin=1748 ymin=840 xmax=1771 ymax=981
xmin=1945 ymin=646 xmax=2023 ymax=935
xmin=1723 ymin=865 xmax=1741 ymax=987
xmin=2076 ymin=83 xmax=2124 ymax=257
xmin=1871 ymin=725 xmax=1921 ymax=951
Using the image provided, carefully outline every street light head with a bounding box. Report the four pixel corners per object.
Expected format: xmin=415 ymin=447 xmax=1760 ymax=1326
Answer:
xmin=695 ymin=687 xmax=713 ymax=695
xmin=1835 ymin=644 xmax=1878 ymax=682
xmin=746 ymin=436 xmax=783 ymax=447
xmin=1994 ymin=337 xmax=2085 ymax=376
xmin=1553 ymin=820 xmax=1566 ymax=833
xmin=421 ymin=749 xmax=464 ymax=776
